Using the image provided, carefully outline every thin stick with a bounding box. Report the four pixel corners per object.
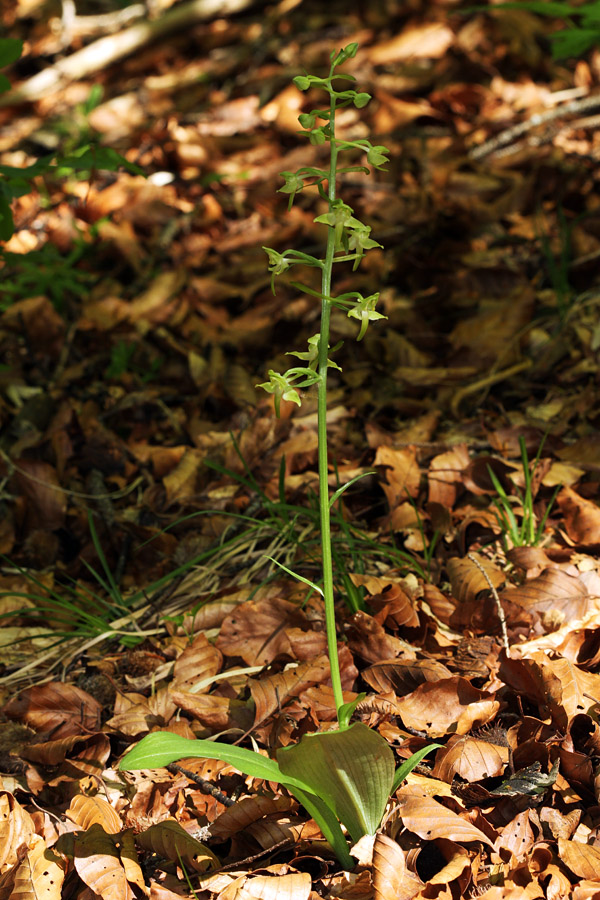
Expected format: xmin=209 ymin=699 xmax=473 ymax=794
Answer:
xmin=467 ymin=552 xmax=510 ymax=655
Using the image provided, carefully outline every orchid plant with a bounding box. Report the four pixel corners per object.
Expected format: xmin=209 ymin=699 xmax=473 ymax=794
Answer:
xmin=120 ymin=44 xmax=439 ymax=870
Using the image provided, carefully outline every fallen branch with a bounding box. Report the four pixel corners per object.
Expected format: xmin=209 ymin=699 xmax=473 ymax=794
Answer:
xmin=470 ymin=91 xmax=600 ymax=161
xmin=1 ymin=0 xmax=260 ymax=106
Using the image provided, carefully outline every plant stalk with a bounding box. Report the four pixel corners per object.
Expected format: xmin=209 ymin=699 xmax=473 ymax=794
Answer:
xmin=318 ymin=89 xmax=344 ymax=720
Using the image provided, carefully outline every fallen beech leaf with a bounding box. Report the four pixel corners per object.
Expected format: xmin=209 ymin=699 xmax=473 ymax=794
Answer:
xmin=447 ymin=556 xmax=505 ymax=604
xmin=427 ymin=838 xmax=471 ymax=886
xmin=558 ymin=485 xmax=600 ymax=544
xmin=496 ymin=809 xmax=536 ymax=858
xmin=216 ymin=597 xmax=309 ymax=666
xmin=236 ymin=872 xmax=312 ymax=900
xmin=127 ymin=269 xmax=186 ymax=323
xmin=74 ymin=824 xmax=134 ymax=900
xmin=373 ymin=445 xmax=421 ymax=507
xmin=210 ymin=796 xmax=294 ymax=841
xmin=558 ymin=837 xmax=600 ymax=881
xmin=362 ymin=658 xmax=452 ymax=695
xmin=66 ymin=794 xmax=122 ymax=834
xmin=369 ymin=22 xmax=454 ymax=63
xmin=396 ymin=787 xmax=494 ymax=847
xmin=20 ymin=732 xmax=110 ymax=772
xmin=428 ymin=444 xmax=471 ymax=508
xmin=0 ymin=791 xmax=35 ymax=871
xmin=249 ymin=655 xmax=330 ymax=725
xmin=14 ymin=459 xmax=67 ymax=532
xmin=502 ymin=567 xmax=590 ymax=625
xmin=396 ymin=677 xmax=498 ymax=737
xmin=2 ymin=834 xmax=65 ymax=900
xmin=433 ymin=735 xmax=508 ymax=783
xmin=137 ymin=819 xmax=218 ymax=872
xmin=372 ymin=833 xmax=422 ymax=900
xmin=172 ymin=632 xmax=222 ymax=693
xmin=3 ymin=682 xmax=102 ymax=738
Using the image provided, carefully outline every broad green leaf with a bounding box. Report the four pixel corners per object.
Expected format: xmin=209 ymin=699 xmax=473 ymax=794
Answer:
xmin=0 ymin=38 xmax=23 ymax=69
xmin=277 ymin=722 xmax=395 ymax=843
xmin=550 ymin=27 xmax=600 ymax=57
xmin=119 ymin=732 xmax=310 ymax=791
xmin=467 ymin=2 xmax=575 ymax=15
xmin=391 ymin=743 xmax=443 ymax=793
xmin=289 ymin=785 xmax=353 ymax=869
xmin=0 ymin=193 xmax=14 ymax=241
xmin=119 ymin=731 xmax=356 ymax=868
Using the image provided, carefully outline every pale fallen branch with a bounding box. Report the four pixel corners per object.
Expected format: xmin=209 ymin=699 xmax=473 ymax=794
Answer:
xmin=1 ymin=0 xmax=258 ymax=106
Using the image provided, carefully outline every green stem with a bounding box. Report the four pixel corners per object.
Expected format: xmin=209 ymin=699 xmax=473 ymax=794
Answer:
xmin=318 ymin=87 xmax=344 ymax=721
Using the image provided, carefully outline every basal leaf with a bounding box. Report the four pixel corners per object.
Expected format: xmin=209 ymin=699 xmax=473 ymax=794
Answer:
xmin=277 ymin=722 xmax=395 ymax=843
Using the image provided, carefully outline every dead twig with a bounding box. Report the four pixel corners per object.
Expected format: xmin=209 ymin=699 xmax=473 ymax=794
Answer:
xmin=470 ymin=92 xmax=600 ymax=161
xmin=467 ymin=552 xmax=510 ymax=655
xmin=1 ymin=0 xmax=261 ymax=106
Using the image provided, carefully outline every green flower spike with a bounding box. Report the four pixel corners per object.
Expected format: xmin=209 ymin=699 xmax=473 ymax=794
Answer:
xmin=287 ymin=334 xmax=343 ymax=372
xmin=263 ymin=247 xmax=292 ymax=293
xmin=366 ymin=145 xmax=390 ymax=168
xmin=347 ymin=293 xmax=386 ymax=341
xmin=346 ymin=224 xmax=382 ymax=270
xmin=278 ymin=171 xmax=305 ymax=210
xmin=314 ymin=201 xmax=362 ymax=251
xmin=256 ymin=370 xmax=302 ymax=417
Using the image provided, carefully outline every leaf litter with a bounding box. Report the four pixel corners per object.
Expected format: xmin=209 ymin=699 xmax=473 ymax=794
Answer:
xmin=2 ymin=1 xmax=600 ymax=897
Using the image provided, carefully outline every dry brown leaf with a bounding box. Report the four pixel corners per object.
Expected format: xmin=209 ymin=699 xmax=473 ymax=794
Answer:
xmin=168 ymin=691 xmax=253 ymax=733
xmin=162 ymin=448 xmax=203 ymax=505
xmin=502 ymin=567 xmax=590 ymax=627
xmin=345 ymin=610 xmax=409 ymax=663
xmin=233 ymin=872 xmax=311 ymax=900
xmin=172 ymin=632 xmax=223 ymax=693
xmin=14 ymin=459 xmax=67 ymax=532
xmin=448 ymin=290 xmax=535 ymax=365
xmin=0 ymin=791 xmax=35 ymax=872
xmin=137 ymin=819 xmax=218 ymax=872
xmin=447 ymin=556 xmax=506 ymax=604
xmin=396 ymin=786 xmax=494 ymax=847
xmin=372 ymin=833 xmax=422 ymax=900
xmin=496 ymin=809 xmax=536 ymax=859
xmin=0 ymin=834 xmax=65 ymax=900
xmin=362 ymin=658 xmax=452 ymax=695
xmin=433 ymin=735 xmax=508 ymax=783
xmin=20 ymin=732 xmax=110 ymax=772
xmin=558 ymin=485 xmax=600 ymax=545
xmin=73 ymin=824 xmax=134 ymax=900
xmin=3 ymin=682 xmax=102 ymax=738
xmin=426 ymin=838 xmax=471 ymax=887
xmin=428 ymin=444 xmax=471 ymax=508
xmin=395 ymin=677 xmax=499 ymax=737
xmin=249 ymin=655 xmax=330 ymax=725
xmin=210 ymin=796 xmax=294 ymax=841
xmin=559 ymin=837 xmax=600 ymax=881
xmin=127 ymin=270 xmax=186 ymax=323
xmin=352 ymin=578 xmax=420 ymax=629
xmin=373 ymin=446 xmax=421 ymax=507
xmin=369 ymin=22 xmax=454 ymax=63
xmin=66 ymin=794 xmax=122 ymax=834
xmin=216 ymin=597 xmax=309 ymax=666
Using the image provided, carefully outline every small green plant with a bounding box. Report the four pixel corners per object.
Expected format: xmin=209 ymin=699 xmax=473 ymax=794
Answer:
xmin=0 ymin=513 xmax=222 ymax=651
xmin=105 ymin=338 xmax=163 ymax=382
xmin=479 ymin=1 xmax=600 ymax=58
xmin=0 ymin=39 xmax=143 ymax=244
xmin=488 ymin=436 xmax=559 ymax=550
xmin=0 ymin=243 xmax=94 ymax=312
xmin=120 ymin=45 xmax=440 ymax=870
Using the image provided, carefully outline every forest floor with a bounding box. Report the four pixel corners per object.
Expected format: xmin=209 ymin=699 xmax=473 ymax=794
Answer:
xmin=2 ymin=1 xmax=600 ymax=898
